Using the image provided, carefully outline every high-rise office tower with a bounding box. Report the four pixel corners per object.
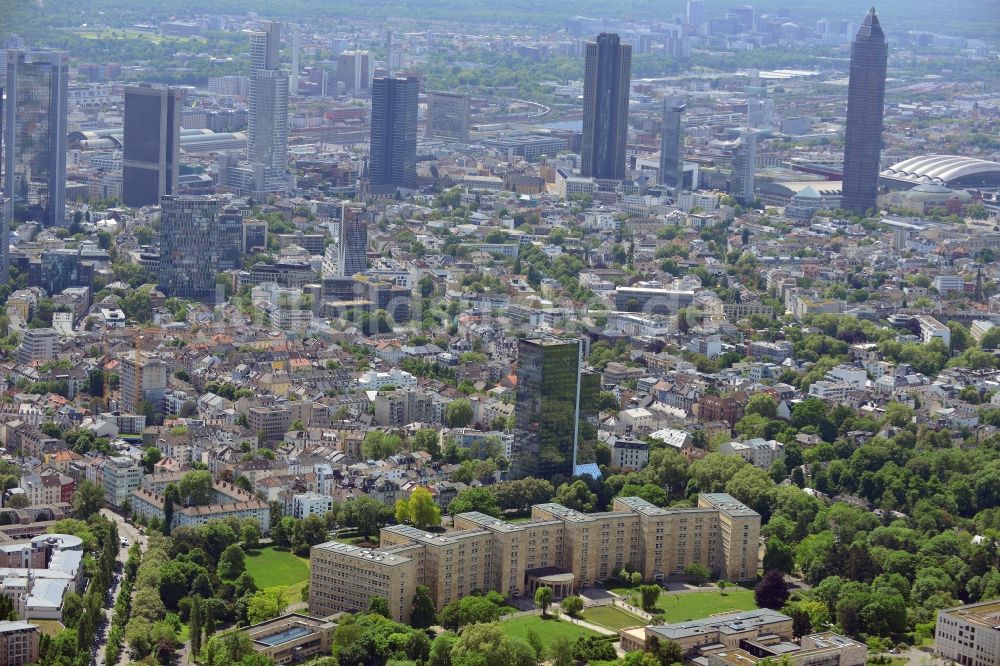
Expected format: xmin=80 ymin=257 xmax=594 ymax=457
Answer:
xmin=158 ymin=196 xmax=245 ymax=299
xmin=370 ymin=76 xmax=418 ymax=193
xmin=338 ymin=202 xmax=369 ymax=277
xmin=730 ymin=129 xmax=757 ymax=204
xmin=512 ymin=338 xmax=600 ymax=480
xmin=336 ymin=51 xmax=372 ymax=93
xmin=687 ymin=0 xmax=705 ymax=29
xmin=581 ymin=33 xmax=631 ymax=181
xmin=659 ymin=96 xmax=686 ymax=197
xmin=841 ymin=7 xmax=888 ymax=215
xmin=247 ymin=21 xmax=290 ymax=193
xmin=4 ymin=50 xmax=68 ymax=228
xmin=122 ymin=84 xmax=182 ymax=208
xmin=426 ymin=91 xmax=471 ymax=142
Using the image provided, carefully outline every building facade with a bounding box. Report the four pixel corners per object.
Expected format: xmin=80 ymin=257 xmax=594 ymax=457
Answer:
xmin=4 ymin=50 xmax=68 ymax=228
xmin=840 ymin=8 xmax=888 ymax=215
xmin=158 ymin=196 xmax=244 ymax=299
xmin=581 ymin=33 xmax=631 ymax=180
xmin=935 ymin=600 xmax=1000 ymax=666
xmin=427 ymin=91 xmax=471 ymax=142
xmin=370 ymin=76 xmax=418 ymax=193
xmin=511 ymin=338 xmax=599 ymax=480
xmin=122 ymin=84 xmax=182 ymax=207
xmin=309 ymin=493 xmax=760 ymax=622
xmin=659 ymin=97 xmax=686 ymax=197
xmin=338 ymin=203 xmax=369 ymax=277
xmin=730 ymin=128 xmax=757 ymax=204
xmin=0 ymin=621 xmax=40 ymax=665
xmin=248 ymin=21 xmax=290 ymax=194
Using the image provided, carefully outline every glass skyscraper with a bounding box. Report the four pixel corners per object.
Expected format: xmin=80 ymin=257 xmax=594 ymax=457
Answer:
xmin=659 ymin=96 xmax=686 ymax=198
xmin=730 ymin=129 xmax=757 ymax=204
xmin=247 ymin=21 xmax=290 ymax=194
xmin=370 ymin=76 xmax=418 ymax=193
xmin=512 ymin=338 xmax=600 ymax=481
xmin=338 ymin=202 xmax=369 ymax=277
xmin=158 ymin=196 xmax=245 ymax=299
xmin=841 ymin=7 xmax=888 ymax=215
xmin=4 ymin=50 xmax=68 ymax=228
xmin=122 ymin=84 xmax=182 ymax=208
xmin=581 ymin=33 xmax=631 ymax=181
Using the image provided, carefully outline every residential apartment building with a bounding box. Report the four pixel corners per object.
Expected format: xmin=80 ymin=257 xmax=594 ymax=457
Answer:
xmin=933 ymin=275 xmax=964 ymax=296
xmin=917 ymin=315 xmax=951 ymax=348
xmin=374 ymin=388 xmax=442 ymax=427
xmin=102 ymin=457 xmax=142 ymax=508
xmin=15 ymin=329 xmax=57 ymax=365
xmin=309 ymin=493 xmax=759 ymax=621
xmin=292 ymin=492 xmax=333 ymax=519
xmin=935 ymin=600 xmax=1000 ymax=666
xmin=0 ymin=621 xmax=40 ymax=666
xmin=611 ymin=438 xmax=649 ymax=471
xmin=719 ymin=439 xmax=784 ymax=469
xmin=130 ymin=480 xmax=271 ymax=533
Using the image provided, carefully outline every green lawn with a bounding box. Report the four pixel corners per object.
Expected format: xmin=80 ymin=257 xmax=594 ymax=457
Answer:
xmin=502 ymin=615 xmax=601 ymax=648
xmin=30 ymin=620 xmax=64 ymax=637
xmin=611 ymin=588 xmax=758 ymax=622
xmin=580 ymin=606 xmax=648 ymax=630
xmin=245 ymin=546 xmax=310 ymax=597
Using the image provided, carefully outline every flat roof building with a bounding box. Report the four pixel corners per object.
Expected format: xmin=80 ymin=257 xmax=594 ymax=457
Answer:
xmin=935 ymin=600 xmax=1000 ymax=666
xmin=309 ymin=493 xmax=760 ymax=622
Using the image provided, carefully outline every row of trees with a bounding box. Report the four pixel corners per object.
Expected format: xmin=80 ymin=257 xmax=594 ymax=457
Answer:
xmin=40 ymin=517 xmax=119 ymax=666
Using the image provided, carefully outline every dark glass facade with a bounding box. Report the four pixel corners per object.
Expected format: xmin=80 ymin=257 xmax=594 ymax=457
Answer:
xmin=4 ymin=50 xmax=67 ymax=228
xmin=581 ymin=33 xmax=631 ymax=180
xmin=123 ymin=85 xmax=181 ymax=208
xmin=158 ymin=197 xmax=245 ymax=299
xmin=841 ymin=8 xmax=888 ymax=215
xmin=512 ymin=339 xmax=599 ymax=481
xmin=339 ymin=203 xmax=369 ymax=277
xmin=427 ymin=91 xmax=471 ymax=142
xmin=659 ymin=97 xmax=686 ymax=196
xmin=370 ymin=77 xmax=418 ymax=193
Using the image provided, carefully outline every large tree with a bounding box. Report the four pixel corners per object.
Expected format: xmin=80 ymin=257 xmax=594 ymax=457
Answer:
xmin=71 ymin=480 xmax=105 ymax=518
xmin=408 ymin=487 xmax=442 ymax=529
xmin=754 ymin=569 xmax=790 ymax=609
xmin=179 ymin=470 xmax=214 ymax=506
xmin=410 ymin=585 xmax=437 ymax=629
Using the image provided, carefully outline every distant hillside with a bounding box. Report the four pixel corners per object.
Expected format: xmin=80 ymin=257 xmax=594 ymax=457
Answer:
xmin=4 ymin=0 xmax=997 ymax=41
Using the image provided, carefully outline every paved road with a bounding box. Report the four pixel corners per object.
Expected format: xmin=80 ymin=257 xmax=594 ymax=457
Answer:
xmin=94 ymin=510 xmax=149 ymax=666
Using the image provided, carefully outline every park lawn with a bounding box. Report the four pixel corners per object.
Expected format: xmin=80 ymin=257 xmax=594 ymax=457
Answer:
xmin=612 ymin=588 xmax=758 ymax=622
xmin=245 ymin=546 xmax=310 ymax=591
xmin=502 ymin=615 xmax=601 ymax=648
xmin=580 ymin=606 xmax=648 ymax=630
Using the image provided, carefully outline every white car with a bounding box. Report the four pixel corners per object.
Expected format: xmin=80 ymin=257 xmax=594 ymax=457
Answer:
xmin=120 ymin=538 xmax=129 ymax=548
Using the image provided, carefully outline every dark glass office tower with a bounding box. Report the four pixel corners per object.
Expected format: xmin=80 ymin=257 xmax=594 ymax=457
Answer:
xmin=512 ymin=338 xmax=599 ymax=481
xmin=659 ymin=97 xmax=686 ymax=197
xmin=338 ymin=202 xmax=369 ymax=277
xmin=4 ymin=50 xmax=68 ymax=228
xmin=123 ymin=84 xmax=182 ymax=208
xmin=370 ymin=76 xmax=418 ymax=193
xmin=158 ymin=196 xmax=245 ymax=299
xmin=841 ymin=7 xmax=888 ymax=215
xmin=581 ymin=33 xmax=631 ymax=180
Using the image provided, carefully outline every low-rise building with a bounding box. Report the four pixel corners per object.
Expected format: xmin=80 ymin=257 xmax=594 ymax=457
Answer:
xmin=935 ymin=600 xmax=1000 ymax=666
xmin=244 ymin=614 xmax=336 ymax=665
xmin=0 ymin=621 xmax=40 ymax=666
